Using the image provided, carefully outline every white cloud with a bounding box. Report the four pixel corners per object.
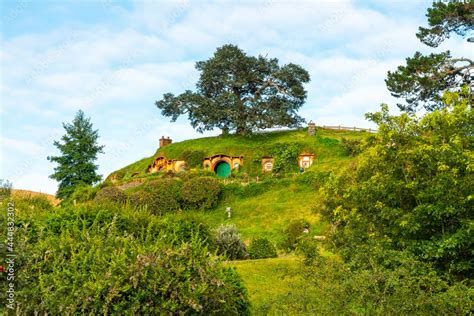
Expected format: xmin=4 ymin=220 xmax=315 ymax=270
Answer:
xmin=1 ymin=0 xmax=469 ymax=192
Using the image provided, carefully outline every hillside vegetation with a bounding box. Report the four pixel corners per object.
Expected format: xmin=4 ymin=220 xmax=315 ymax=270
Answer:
xmin=107 ymin=127 xmax=368 ymax=183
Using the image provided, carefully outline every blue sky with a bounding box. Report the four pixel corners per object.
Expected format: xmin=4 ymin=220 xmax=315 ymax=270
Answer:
xmin=0 ymin=0 xmax=471 ymax=194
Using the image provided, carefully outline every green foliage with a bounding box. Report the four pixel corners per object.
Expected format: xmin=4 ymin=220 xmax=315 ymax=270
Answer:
xmin=296 ymin=238 xmax=320 ymax=265
xmin=94 ymin=186 xmax=127 ymax=205
xmin=386 ymin=1 xmax=473 ymax=112
xmin=159 ymin=213 xmax=214 ymax=248
xmin=321 ymin=91 xmax=473 ymax=278
xmin=47 ymin=110 xmax=104 ymax=199
xmin=155 ymin=44 xmax=310 ymax=135
xmin=0 ymin=179 xmax=12 ymax=199
xmin=296 ymin=170 xmax=330 ymax=188
xmin=281 ymin=219 xmax=310 ymax=251
xmin=261 ymin=251 xmax=473 ymax=315
xmin=416 ymin=1 xmax=473 ymax=47
xmin=181 ymin=177 xmax=221 ymax=210
xmin=248 ymin=237 xmax=277 ymax=259
xmin=181 ymin=150 xmax=206 ymax=168
xmin=12 ymin=205 xmax=250 ymax=314
xmin=316 ymin=134 xmax=340 ymax=146
xmin=340 ymin=137 xmax=362 ymax=157
xmin=112 ymin=128 xmax=364 ymax=180
xmin=215 ymin=224 xmax=248 ymax=260
xmin=138 ymin=179 xmax=183 ymax=215
xmin=271 ymin=143 xmax=301 ymax=173
xmin=68 ymin=184 xmax=98 ymax=204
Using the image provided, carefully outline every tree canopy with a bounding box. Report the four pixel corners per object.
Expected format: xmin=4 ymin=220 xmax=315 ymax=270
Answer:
xmin=321 ymin=88 xmax=473 ymax=278
xmin=47 ymin=110 xmax=104 ymax=200
xmin=155 ymin=44 xmax=310 ymax=135
xmin=386 ymin=1 xmax=473 ymax=112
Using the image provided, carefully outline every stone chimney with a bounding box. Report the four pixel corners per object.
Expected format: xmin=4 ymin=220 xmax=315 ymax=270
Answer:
xmin=308 ymin=121 xmax=316 ymax=136
xmin=159 ymin=136 xmax=172 ymax=148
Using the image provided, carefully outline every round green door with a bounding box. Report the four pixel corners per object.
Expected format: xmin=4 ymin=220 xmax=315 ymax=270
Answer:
xmin=215 ymin=161 xmax=231 ymax=178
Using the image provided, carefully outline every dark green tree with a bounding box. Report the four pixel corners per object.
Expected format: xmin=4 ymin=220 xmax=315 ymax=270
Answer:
xmin=386 ymin=1 xmax=473 ymax=112
xmin=47 ymin=110 xmax=104 ymax=200
xmin=155 ymin=44 xmax=310 ymax=135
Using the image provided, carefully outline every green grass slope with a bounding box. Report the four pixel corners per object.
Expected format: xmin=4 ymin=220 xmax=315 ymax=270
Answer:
xmin=107 ymin=127 xmax=369 ymax=183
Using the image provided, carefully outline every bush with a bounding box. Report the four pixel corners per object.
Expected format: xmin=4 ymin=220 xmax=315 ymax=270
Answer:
xmin=296 ymin=237 xmax=320 ymax=265
xmin=260 ymin=250 xmax=473 ymax=315
xmin=181 ymin=150 xmax=206 ymax=168
xmin=13 ymin=205 xmax=251 ymax=315
xmin=181 ymin=177 xmax=221 ymax=210
xmin=271 ymin=143 xmax=301 ymax=173
xmin=94 ymin=186 xmax=127 ymax=205
xmin=69 ymin=184 xmax=98 ymax=204
xmin=129 ymin=179 xmax=182 ymax=215
xmin=0 ymin=179 xmax=12 ymax=199
xmin=281 ymin=219 xmax=310 ymax=251
xmin=248 ymin=237 xmax=277 ymax=259
xmin=143 ymin=179 xmax=182 ymax=215
xmin=340 ymin=137 xmax=362 ymax=156
xmin=160 ymin=213 xmax=214 ymax=248
xmin=296 ymin=171 xmax=330 ymax=188
xmin=215 ymin=224 xmax=248 ymax=260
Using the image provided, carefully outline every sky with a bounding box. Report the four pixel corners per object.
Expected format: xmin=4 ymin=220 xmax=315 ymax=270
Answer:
xmin=0 ymin=0 xmax=472 ymax=195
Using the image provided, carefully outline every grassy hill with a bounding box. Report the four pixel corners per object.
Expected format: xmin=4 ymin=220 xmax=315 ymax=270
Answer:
xmin=103 ymin=127 xmax=370 ymax=311
xmin=107 ymin=127 xmax=368 ymax=183
xmin=105 ymin=127 xmax=371 ymax=247
xmin=12 ymin=189 xmax=60 ymax=205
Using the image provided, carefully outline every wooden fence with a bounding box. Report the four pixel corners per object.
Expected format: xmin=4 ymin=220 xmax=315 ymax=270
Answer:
xmin=320 ymin=125 xmax=377 ymax=133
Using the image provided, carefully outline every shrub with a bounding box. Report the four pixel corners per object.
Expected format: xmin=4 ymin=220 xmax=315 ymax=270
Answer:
xmin=94 ymin=186 xmax=127 ymax=205
xmin=0 ymin=179 xmax=12 ymax=199
xmin=69 ymin=184 xmax=98 ymax=203
xmin=181 ymin=177 xmax=221 ymax=210
xmin=281 ymin=219 xmax=310 ymax=251
xmin=14 ymin=205 xmax=251 ymax=315
xmin=260 ymin=250 xmax=473 ymax=315
xmin=215 ymin=224 xmax=248 ymax=260
xmin=131 ymin=179 xmax=182 ymax=215
xmin=181 ymin=150 xmax=206 ymax=168
xmin=160 ymin=213 xmax=214 ymax=248
xmin=271 ymin=143 xmax=301 ymax=173
xmin=248 ymin=237 xmax=277 ymax=259
xmin=296 ymin=171 xmax=331 ymax=188
xmin=296 ymin=237 xmax=320 ymax=265
xmin=340 ymin=137 xmax=362 ymax=156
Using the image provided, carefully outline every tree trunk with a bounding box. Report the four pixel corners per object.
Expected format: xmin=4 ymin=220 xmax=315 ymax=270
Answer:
xmin=233 ymin=87 xmax=248 ymax=135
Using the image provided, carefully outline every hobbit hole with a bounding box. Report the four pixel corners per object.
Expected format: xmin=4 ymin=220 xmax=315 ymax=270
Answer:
xmin=215 ymin=161 xmax=231 ymax=177
xmin=299 ymin=153 xmax=315 ymax=169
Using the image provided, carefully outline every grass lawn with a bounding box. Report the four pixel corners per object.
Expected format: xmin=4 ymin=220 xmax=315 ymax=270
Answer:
xmin=202 ymin=179 xmax=328 ymax=245
xmin=226 ymin=256 xmax=303 ymax=311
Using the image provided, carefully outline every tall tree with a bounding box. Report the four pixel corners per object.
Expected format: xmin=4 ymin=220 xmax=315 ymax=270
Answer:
xmin=385 ymin=1 xmax=473 ymax=113
xmin=321 ymin=88 xmax=473 ymax=278
xmin=155 ymin=44 xmax=310 ymax=135
xmin=48 ymin=110 xmax=104 ymax=200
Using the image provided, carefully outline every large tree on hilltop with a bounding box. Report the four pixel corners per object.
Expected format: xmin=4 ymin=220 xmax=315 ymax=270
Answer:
xmin=48 ymin=110 xmax=104 ymax=200
xmin=386 ymin=1 xmax=473 ymax=113
xmin=155 ymin=44 xmax=310 ymax=135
